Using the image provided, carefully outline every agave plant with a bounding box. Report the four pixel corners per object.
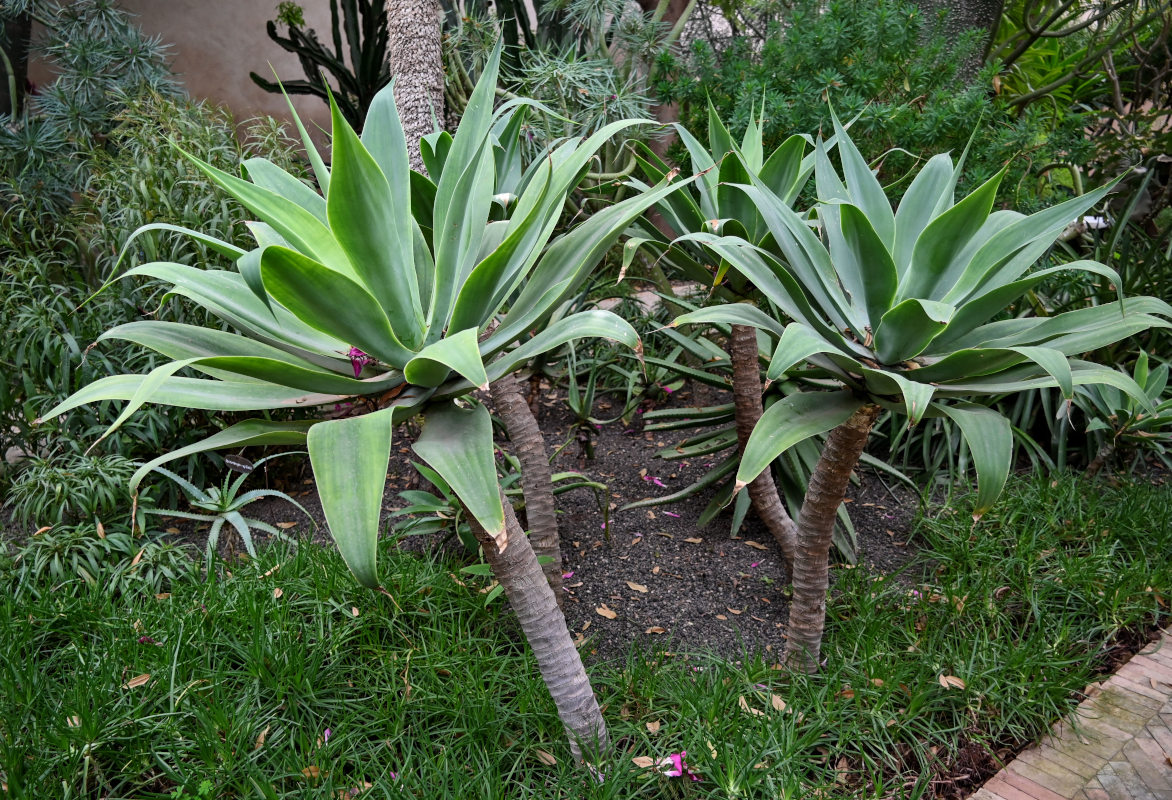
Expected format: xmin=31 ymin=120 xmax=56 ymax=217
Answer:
xmin=668 ymin=110 xmax=1171 ymax=672
xmin=38 ymin=44 xmax=691 ymax=760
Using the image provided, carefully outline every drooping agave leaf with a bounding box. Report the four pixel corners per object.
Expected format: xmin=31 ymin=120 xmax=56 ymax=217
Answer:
xmin=670 ymin=304 xmax=786 ymax=338
xmin=483 ymin=311 xmax=639 ymax=385
xmin=766 ymin=323 xmax=857 ymax=381
xmin=309 ymin=407 xmax=396 ymax=588
xmin=735 ymin=391 xmax=865 ymax=488
xmin=935 ymin=402 xmax=1012 ymax=519
xmin=873 ymin=298 xmax=955 ymax=364
xmin=404 ymin=328 xmax=488 ymax=389
xmin=412 ymin=402 xmax=506 ymax=545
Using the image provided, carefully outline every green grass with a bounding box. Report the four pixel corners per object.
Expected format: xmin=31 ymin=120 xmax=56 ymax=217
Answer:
xmin=1 ymin=472 xmax=1168 ymax=799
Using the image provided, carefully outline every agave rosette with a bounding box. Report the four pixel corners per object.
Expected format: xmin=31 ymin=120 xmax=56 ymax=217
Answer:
xmin=670 ymin=112 xmax=1171 ymax=516
xmin=40 ymin=44 xmax=692 ymax=586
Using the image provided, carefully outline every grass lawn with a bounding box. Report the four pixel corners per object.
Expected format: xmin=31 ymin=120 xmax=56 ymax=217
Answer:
xmin=1 ymin=472 xmax=1168 ymax=799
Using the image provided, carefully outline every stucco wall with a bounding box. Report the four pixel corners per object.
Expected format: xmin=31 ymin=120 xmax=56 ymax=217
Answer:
xmin=29 ymin=1 xmax=342 ymax=144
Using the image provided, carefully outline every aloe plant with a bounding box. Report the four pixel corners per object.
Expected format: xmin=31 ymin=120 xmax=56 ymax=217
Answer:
xmin=38 ymin=44 xmax=692 ymax=761
xmin=668 ymin=110 xmax=1171 ymax=672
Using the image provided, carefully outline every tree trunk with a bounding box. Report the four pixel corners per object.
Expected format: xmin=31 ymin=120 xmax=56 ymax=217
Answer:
xmin=784 ymin=403 xmax=880 ymax=673
xmin=913 ymin=0 xmax=1005 ymax=81
xmin=0 ymin=11 xmax=32 ymax=118
xmin=385 ymin=0 xmax=444 ymax=172
xmin=729 ymin=323 xmax=798 ymax=572
xmin=1084 ymin=441 xmax=1115 ymax=479
xmin=491 ymin=372 xmax=564 ymax=604
xmin=466 ymin=497 xmax=608 ymax=762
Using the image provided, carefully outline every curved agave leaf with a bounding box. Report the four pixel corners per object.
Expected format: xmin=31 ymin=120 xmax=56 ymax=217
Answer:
xmin=328 ymin=93 xmax=424 ymax=349
xmin=483 ymin=310 xmax=639 ymax=384
xmin=830 ymin=108 xmax=895 ymax=249
xmin=735 ymin=391 xmax=865 ymax=488
xmin=404 ymin=328 xmax=488 ymax=389
xmin=873 ymin=299 xmax=955 ymax=364
xmin=412 ymin=402 xmax=506 ymax=547
xmin=766 ymin=323 xmax=858 ymax=382
xmin=242 ymin=157 xmax=328 ymax=224
xmin=670 ymin=304 xmax=786 ymax=338
xmin=892 ymin=153 xmax=954 ymax=274
xmin=834 ymin=202 xmax=898 ymax=326
xmin=934 ymin=402 xmax=1011 ymax=519
xmin=309 ymin=407 xmax=395 ymax=588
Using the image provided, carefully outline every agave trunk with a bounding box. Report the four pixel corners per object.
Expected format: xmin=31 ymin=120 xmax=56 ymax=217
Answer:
xmin=785 ymin=403 xmax=881 ymax=672
xmin=386 ymin=0 xmax=443 ymax=172
xmin=467 ymin=497 xmax=608 ymax=761
xmin=729 ymin=324 xmax=798 ymax=572
xmin=1084 ymin=441 xmax=1116 ymax=479
xmin=491 ymin=372 xmax=564 ymax=603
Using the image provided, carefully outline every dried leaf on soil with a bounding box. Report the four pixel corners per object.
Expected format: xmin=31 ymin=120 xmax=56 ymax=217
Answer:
xmin=626 ymin=581 xmax=649 ymax=593
xmin=745 ymin=540 xmax=768 ymax=551
xmin=595 ymin=604 xmax=618 ymax=620
xmin=646 ymin=720 xmax=660 ymax=734
xmin=276 ymin=522 xmax=298 ymax=529
xmin=770 ymin=694 xmax=787 ymax=712
xmin=684 ymin=537 xmax=703 ymax=544
xmin=273 ymin=587 xmax=283 ymax=599
xmin=535 ymin=749 xmax=557 ymax=766
xmin=645 ymin=626 xmax=666 ymax=634
xmin=631 ymin=756 xmax=655 ymax=769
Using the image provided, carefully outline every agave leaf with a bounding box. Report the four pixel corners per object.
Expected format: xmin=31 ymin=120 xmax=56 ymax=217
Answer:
xmin=736 ymin=391 xmax=865 ymax=487
xmin=897 ymin=167 xmax=1005 ymax=303
xmin=242 ymin=157 xmax=328 ymax=224
xmin=92 ymin=358 xmax=201 ymax=445
xmin=759 ymin=134 xmax=808 ymax=207
xmin=766 ymin=323 xmax=858 ymax=381
xmin=835 ymin=202 xmax=898 ymax=326
xmin=308 ymin=407 xmax=396 ymax=588
xmin=831 ymin=108 xmax=895 ymax=249
xmin=484 ymin=310 xmax=639 ymax=384
xmin=1006 ymin=346 xmax=1073 ymax=400
xmin=412 ymin=402 xmax=506 ymax=545
xmin=935 ymin=402 xmax=1012 ymax=519
xmin=674 ymin=122 xmax=719 ymax=217
xmin=180 ymin=146 xmax=356 ymax=280
xmin=671 ymin=304 xmax=786 ymax=338
xmin=404 ymin=328 xmax=488 ymax=389
xmin=328 ymin=94 xmax=424 ymax=348
xmin=873 ymin=299 xmax=955 ymax=364
xmin=892 ymin=153 xmax=955 ymax=275
xmin=260 ymin=246 xmax=414 ymax=367
xmin=276 ymin=78 xmax=330 ymax=194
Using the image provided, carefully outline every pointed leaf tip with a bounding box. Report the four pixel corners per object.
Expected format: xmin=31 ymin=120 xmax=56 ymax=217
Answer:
xmin=733 ymin=480 xmax=748 ymax=495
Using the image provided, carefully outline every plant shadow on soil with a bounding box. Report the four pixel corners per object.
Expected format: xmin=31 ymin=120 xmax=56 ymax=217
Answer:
xmin=117 ymin=381 xmax=923 ymax=665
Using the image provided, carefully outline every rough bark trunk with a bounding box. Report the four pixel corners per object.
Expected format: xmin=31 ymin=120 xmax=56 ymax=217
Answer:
xmin=784 ymin=403 xmax=881 ymax=673
xmin=385 ymin=0 xmax=444 ymax=172
xmin=913 ymin=0 xmax=1004 ymax=82
xmin=491 ymin=372 xmax=564 ymax=604
xmin=467 ymin=498 xmax=608 ymax=761
xmin=729 ymin=323 xmax=798 ymax=572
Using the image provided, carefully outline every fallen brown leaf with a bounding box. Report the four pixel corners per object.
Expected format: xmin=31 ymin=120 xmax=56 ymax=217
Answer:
xmin=595 ymin=604 xmax=617 ymax=620
xmin=646 ymin=720 xmax=660 ymax=734
xmin=165 ymin=527 xmax=180 ymax=535
xmin=645 ymin=626 xmax=666 ymax=634
xmin=276 ymin=522 xmax=298 ymax=529
xmin=122 ymin=673 xmax=151 ymax=689
xmin=738 ymin=695 xmax=765 ymax=717
xmin=726 ymin=607 xmax=743 ymax=615
xmin=273 ymin=587 xmax=284 ymax=599
xmin=335 ymin=782 xmax=373 ymax=799
xmin=351 ymin=607 xmax=360 ymax=617
xmin=631 ymin=756 xmax=655 ymax=769
xmin=130 ymin=547 xmax=145 ymax=567
xmin=262 ymin=564 xmax=282 ymax=579
xmin=707 ymin=740 xmax=718 ymax=759
xmin=870 ymin=678 xmax=885 ymax=687
xmin=770 ymin=694 xmax=787 ymax=712
xmin=626 ymin=581 xmax=649 ymax=593
xmin=745 ymin=540 xmax=768 ymax=551
xmin=254 ymin=724 xmax=270 ymax=750
xmin=34 ymin=526 xmax=51 ymax=536
xmin=837 ymin=687 xmax=855 ymax=699
xmin=684 ymin=537 xmax=703 ymax=544
xmin=535 ymin=749 xmax=557 ymax=766
xmin=938 ymin=674 xmax=966 ymax=690
xmin=301 ymin=766 xmax=322 ymax=781
xmin=715 ymin=614 xmax=728 ymax=620
xmin=155 ymin=592 xmax=171 ymax=600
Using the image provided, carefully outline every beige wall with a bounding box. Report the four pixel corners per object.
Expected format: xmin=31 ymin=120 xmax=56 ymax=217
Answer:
xmin=30 ymin=1 xmax=344 ymax=145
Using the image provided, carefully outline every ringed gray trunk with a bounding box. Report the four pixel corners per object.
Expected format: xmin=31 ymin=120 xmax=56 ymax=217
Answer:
xmin=467 ymin=498 xmax=608 ymax=761
xmin=729 ymin=323 xmax=798 ymax=572
xmin=1084 ymin=441 xmax=1116 ymax=479
xmin=385 ymin=0 xmax=444 ymax=172
xmin=784 ymin=403 xmax=880 ymax=673
xmin=491 ymin=372 xmax=565 ymax=603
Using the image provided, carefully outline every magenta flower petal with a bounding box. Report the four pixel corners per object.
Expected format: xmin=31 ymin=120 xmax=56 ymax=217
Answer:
xmin=562 ymin=571 xmax=574 ymax=579
xmin=664 ymin=511 xmax=680 ymax=518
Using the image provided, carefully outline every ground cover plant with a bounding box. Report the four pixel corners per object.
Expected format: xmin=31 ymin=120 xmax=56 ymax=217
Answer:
xmin=1 ymin=473 xmax=1167 ymax=797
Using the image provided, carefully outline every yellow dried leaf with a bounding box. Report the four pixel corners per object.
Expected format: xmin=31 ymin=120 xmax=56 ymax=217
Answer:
xmin=595 ymin=605 xmax=617 ymax=620
xmin=645 ymin=626 xmax=666 ymax=634
xmin=726 ymin=607 xmax=743 ymax=615
xmin=155 ymin=593 xmax=171 ymax=600
xmin=262 ymin=564 xmax=282 ymax=579
xmin=351 ymin=607 xmax=360 ymax=617
xmin=254 ymin=724 xmax=270 ymax=750
xmin=165 ymin=527 xmax=181 ymax=535
xmin=715 ymin=614 xmax=728 ymax=620
xmin=745 ymin=540 xmax=768 ymax=551
xmin=707 ymin=740 xmax=718 ymax=759
xmin=631 ymin=756 xmax=655 ymax=769
xmin=770 ymin=694 xmax=787 ymax=712
xmin=129 ymin=546 xmax=145 ymax=567
xmin=938 ymin=674 xmax=966 ymax=690
xmin=96 ymin=521 xmax=105 ymax=539
xmin=684 ymin=537 xmax=703 ymax=544
xmin=276 ymin=521 xmax=298 ymax=529
xmin=646 ymin=720 xmax=661 ymax=734
xmin=34 ymin=526 xmax=52 ymax=536
xmin=122 ymin=673 xmax=151 ymax=689
xmin=301 ymin=765 xmax=322 ymax=781
xmin=870 ymin=678 xmax=885 ymax=687
xmin=535 ymin=749 xmax=557 ymax=766
xmin=273 ymin=587 xmax=284 ymax=599
xmin=837 ymin=687 xmax=855 ymax=699
xmin=626 ymin=581 xmax=649 ymax=593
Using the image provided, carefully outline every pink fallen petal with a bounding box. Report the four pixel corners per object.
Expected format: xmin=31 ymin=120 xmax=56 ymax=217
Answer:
xmin=664 ymin=511 xmax=680 ymax=518
xmin=651 ymin=478 xmax=667 ymax=488
xmin=657 ymin=751 xmax=700 ymax=781
xmin=749 ymin=562 xmax=759 ymax=568
xmin=323 ymin=728 xmax=332 ymax=742
xmin=600 ymin=521 xmax=609 ymax=529
xmin=562 ymin=571 xmax=574 ymax=579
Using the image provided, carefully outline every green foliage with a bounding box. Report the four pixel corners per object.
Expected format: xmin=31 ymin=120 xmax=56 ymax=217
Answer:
xmin=140 ymin=453 xmax=310 ymax=571
xmin=8 ymin=453 xmax=136 ymax=528
xmin=655 ymin=0 xmax=1074 ymax=204
xmin=11 ymin=521 xmax=136 ymax=594
xmin=0 ymin=474 xmax=1166 ymax=795
xmin=1075 ymin=351 xmax=1172 ymax=474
